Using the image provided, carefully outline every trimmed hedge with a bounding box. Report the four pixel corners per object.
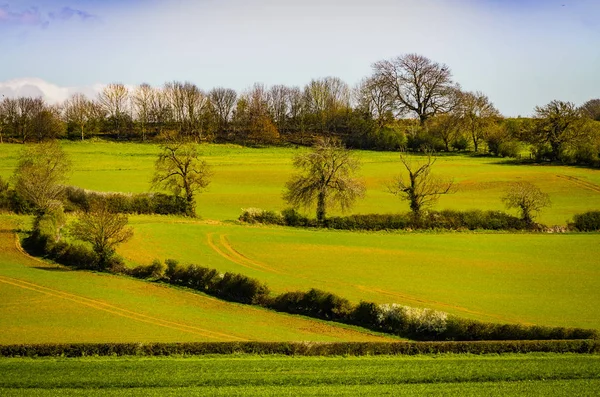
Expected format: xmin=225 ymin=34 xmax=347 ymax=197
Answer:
xmin=239 ymin=208 xmax=531 ymax=231
xmin=64 ymin=186 xmax=187 ymax=215
xmin=1 ymin=340 xmax=597 ymax=357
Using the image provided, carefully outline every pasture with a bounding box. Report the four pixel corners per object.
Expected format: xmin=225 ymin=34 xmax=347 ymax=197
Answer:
xmin=0 ymin=354 xmax=599 ymax=396
xmin=0 ymin=215 xmax=394 ymax=344
xmin=1 ymin=141 xmax=599 ymax=224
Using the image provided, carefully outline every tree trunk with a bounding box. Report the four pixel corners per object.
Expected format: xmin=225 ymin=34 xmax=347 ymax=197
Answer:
xmin=316 ymin=190 xmax=326 ymax=225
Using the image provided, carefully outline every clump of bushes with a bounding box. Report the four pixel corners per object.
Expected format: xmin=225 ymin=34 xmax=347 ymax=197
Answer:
xmin=63 ymin=186 xmax=187 ymax=215
xmin=571 ymin=211 xmax=600 ymax=231
xmin=269 ymin=289 xmax=353 ymax=321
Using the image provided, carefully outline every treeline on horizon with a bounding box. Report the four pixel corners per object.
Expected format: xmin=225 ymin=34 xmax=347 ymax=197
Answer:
xmin=1 ymin=53 xmax=599 ymax=165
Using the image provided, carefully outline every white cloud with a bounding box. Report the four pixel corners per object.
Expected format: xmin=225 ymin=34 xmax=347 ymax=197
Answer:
xmin=0 ymin=77 xmax=104 ymax=104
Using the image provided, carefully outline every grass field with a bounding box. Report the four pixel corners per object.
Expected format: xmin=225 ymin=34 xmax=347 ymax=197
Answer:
xmin=1 ymin=141 xmax=599 ymax=224
xmin=0 ymin=354 xmax=599 ymax=396
xmin=0 ymin=215 xmax=394 ymax=344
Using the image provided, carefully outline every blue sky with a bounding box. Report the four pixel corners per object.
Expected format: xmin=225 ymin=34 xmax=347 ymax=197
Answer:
xmin=0 ymin=0 xmax=598 ymax=116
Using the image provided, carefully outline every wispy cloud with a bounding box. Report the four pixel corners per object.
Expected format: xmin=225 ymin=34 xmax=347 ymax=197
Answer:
xmin=0 ymin=77 xmax=104 ymax=104
xmin=49 ymin=6 xmax=97 ymax=22
xmin=0 ymin=5 xmax=48 ymax=28
xmin=0 ymin=4 xmax=97 ymax=29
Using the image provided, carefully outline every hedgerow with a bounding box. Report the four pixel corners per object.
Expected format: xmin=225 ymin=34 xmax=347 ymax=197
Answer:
xmin=0 ymin=340 xmax=597 ymax=357
xmin=239 ymin=208 xmax=531 ymax=231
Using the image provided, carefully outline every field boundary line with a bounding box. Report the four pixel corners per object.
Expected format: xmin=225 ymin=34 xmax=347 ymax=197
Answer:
xmin=0 ymin=275 xmax=245 ymax=341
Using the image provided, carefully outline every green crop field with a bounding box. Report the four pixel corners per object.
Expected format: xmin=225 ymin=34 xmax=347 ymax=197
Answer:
xmin=1 ymin=141 xmax=599 ymax=332
xmin=1 ymin=141 xmax=599 ymax=224
xmin=118 ymin=216 xmax=600 ymax=329
xmin=0 ymin=215 xmax=394 ymax=344
xmin=0 ymin=354 xmax=599 ymax=396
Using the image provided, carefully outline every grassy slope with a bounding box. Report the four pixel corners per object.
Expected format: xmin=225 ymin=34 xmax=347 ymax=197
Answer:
xmin=119 ymin=217 xmax=600 ymax=329
xmin=0 ymin=354 xmax=599 ymax=396
xmin=1 ymin=141 xmax=599 ymax=224
xmin=0 ymin=215 xmax=393 ymax=344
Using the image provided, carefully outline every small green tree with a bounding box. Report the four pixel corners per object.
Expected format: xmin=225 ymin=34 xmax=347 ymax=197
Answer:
xmin=283 ymin=138 xmax=365 ymax=224
xmin=151 ymin=142 xmax=212 ymax=217
xmin=502 ymin=182 xmax=550 ymax=226
xmin=70 ymin=203 xmax=133 ymax=269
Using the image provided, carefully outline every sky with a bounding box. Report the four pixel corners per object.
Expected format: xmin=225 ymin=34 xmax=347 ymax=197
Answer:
xmin=0 ymin=0 xmax=598 ymax=116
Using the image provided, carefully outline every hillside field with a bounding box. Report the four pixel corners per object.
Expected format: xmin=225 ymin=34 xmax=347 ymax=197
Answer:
xmin=1 ymin=141 xmax=599 ymax=331
xmin=0 ymin=215 xmax=394 ymax=344
xmin=1 ymin=141 xmax=599 ymax=224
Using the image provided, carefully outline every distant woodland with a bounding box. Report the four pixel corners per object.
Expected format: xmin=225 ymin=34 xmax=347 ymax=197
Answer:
xmin=1 ymin=53 xmax=599 ymax=165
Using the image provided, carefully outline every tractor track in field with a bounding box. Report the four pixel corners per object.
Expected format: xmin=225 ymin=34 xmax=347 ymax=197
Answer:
xmin=0 ymin=275 xmax=245 ymax=341
xmin=206 ymin=232 xmax=518 ymax=323
xmin=206 ymin=232 xmax=282 ymax=274
xmin=556 ymin=175 xmax=600 ymax=193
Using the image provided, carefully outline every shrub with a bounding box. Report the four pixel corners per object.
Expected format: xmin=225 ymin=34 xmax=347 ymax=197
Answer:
xmin=239 ymin=208 xmax=285 ymax=225
xmin=281 ymin=208 xmax=312 ymax=227
xmin=216 ymin=272 xmax=271 ymax=305
xmin=572 ymin=211 xmax=600 ymax=231
xmin=498 ymin=141 xmax=521 ymax=158
xmin=270 ymin=289 xmax=353 ymax=321
xmin=376 ymin=304 xmax=448 ymax=337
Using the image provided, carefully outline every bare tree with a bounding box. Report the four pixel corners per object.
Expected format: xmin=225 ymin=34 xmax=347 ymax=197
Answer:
xmin=63 ymin=93 xmax=94 ymax=140
xmin=389 ymin=150 xmax=454 ymax=219
xmin=131 ymin=83 xmax=155 ymax=141
xmin=459 ymin=91 xmax=501 ymax=152
xmin=283 ymin=138 xmax=365 ymax=224
xmin=98 ymin=83 xmax=129 ymax=135
xmin=502 ymin=182 xmax=550 ymax=226
xmin=372 ymin=53 xmax=458 ymax=125
xmin=11 ymin=141 xmax=70 ymax=214
xmin=151 ymin=142 xmax=212 ymax=217
xmin=268 ymin=84 xmax=290 ymax=133
xmin=208 ymin=87 xmax=237 ymax=134
xmin=303 ymin=77 xmax=350 ymax=133
xmin=70 ymin=202 xmax=134 ymax=268
xmin=354 ymin=77 xmax=394 ymax=128
xmin=581 ymin=98 xmax=600 ymax=121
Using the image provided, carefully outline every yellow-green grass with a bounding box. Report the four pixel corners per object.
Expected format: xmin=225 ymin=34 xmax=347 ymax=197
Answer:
xmin=119 ymin=216 xmax=600 ymax=330
xmin=1 ymin=354 xmax=599 ymax=396
xmin=0 ymin=215 xmax=394 ymax=344
xmin=1 ymin=141 xmax=599 ymax=224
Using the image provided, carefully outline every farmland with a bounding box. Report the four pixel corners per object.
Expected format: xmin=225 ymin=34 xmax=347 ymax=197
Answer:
xmin=1 ymin=141 xmax=599 ymax=395
xmin=0 ymin=354 xmax=599 ymax=396
xmin=1 ymin=142 xmax=600 ymax=224
xmin=0 ymin=215 xmax=394 ymax=344
xmin=1 ymin=142 xmax=599 ymax=330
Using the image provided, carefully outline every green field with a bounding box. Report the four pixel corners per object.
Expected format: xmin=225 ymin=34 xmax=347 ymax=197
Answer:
xmin=118 ymin=216 xmax=600 ymax=329
xmin=0 ymin=215 xmax=394 ymax=344
xmin=1 ymin=354 xmax=599 ymax=396
xmin=1 ymin=141 xmax=599 ymax=224
xmin=1 ymin=141 xmax=599 ymax=332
